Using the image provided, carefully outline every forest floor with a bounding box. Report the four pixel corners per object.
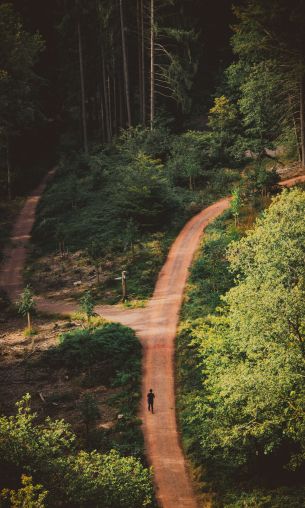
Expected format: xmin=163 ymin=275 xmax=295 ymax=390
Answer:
xmin=0 ymin=171 xmax=305 ymax=507
xmin=0 ymin=315 xmax=120 ymax=434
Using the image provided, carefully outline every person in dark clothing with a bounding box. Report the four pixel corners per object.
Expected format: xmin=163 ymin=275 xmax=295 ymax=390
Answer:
xmin=147 ymin=389 xmax=155 ymax=413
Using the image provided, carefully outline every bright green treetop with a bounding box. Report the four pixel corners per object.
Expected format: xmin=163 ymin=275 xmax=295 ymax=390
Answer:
xmin=189 ymin=189 xmax=305 ymax=470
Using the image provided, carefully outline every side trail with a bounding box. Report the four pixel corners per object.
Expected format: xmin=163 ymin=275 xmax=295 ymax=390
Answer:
xmin=1 ymin=173 xmax=304 ymax=508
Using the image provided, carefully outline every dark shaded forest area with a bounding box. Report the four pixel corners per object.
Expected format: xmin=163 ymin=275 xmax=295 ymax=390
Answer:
xmin=1 ymin=0 xmax=237 ymax=196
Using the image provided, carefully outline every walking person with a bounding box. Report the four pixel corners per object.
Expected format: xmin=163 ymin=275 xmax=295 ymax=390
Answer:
xmin=147 ymin=388 xmax=155 ymax=413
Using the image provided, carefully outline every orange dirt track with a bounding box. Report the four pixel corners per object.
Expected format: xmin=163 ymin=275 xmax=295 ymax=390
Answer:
xmin=1 ymin=172 xmax=305 ymax=508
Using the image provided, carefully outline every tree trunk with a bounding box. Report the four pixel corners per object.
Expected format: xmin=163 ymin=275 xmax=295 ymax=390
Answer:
xmin=27 ymin=312 xmax=31 ymax=331
xmin=102 ymin=52 xmax=111 ymax=143
xmin=119 ymin=0 xmax=131 ymax=127
xmin=137 ymin=0 xmax=143 ymax=122
xmin=99 ymin=84 xmax=106 ymax=143
xmin=113 ymin=60 xmax=118 ymax=135
xmin=6 ymin=134 xmax=11 ymax=201
xmin=77 ymin=20 xmax=88 ymax=154
xmin=300 ymin=74 xmax=305 ymax=167
xmin=107 ymin=73 xmax=112 ymax=139
xmin=141 ymin=0 xmax=146 ymax=124
xmin=119 ymin=77 xmax=124 ymax=129
xmin=150 ymin=0 xmax=155 ymax=129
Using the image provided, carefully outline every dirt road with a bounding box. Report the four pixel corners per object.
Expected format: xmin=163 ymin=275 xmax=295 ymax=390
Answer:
xmin=1 ymin=173 xmax=305 ymax=508
xmin=0 ymin=168 xmax=56 ymax=303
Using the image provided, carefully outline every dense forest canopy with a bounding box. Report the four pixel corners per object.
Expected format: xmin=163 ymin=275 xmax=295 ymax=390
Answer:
xmin=2 ymin=0 xmax=305 ymax=199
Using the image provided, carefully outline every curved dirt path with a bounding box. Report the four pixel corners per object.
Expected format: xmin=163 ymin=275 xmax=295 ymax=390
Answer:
xmin=1 ymin=173 xmax=305 ymax=508
xmin=0 ymin=168 xmax=56 ymax=303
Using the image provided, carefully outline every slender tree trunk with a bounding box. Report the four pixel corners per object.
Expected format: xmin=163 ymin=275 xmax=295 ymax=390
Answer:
xmin=119 ymin=77 xmax=124 ymax=128
xmin=102 ymin=52 xmax=111 ymax=142
xmin=113 ymin=60 xmax=118 ymax=134
xmin=137 ymin=0 xmax=143 ymax=122
xmin=300 ymin=74 xmax=305 ymax=167
xmin=6 ymin=134 xmax=11 ymax=201
xmin=27 ymin=312 xmax=31 ymax=331
xmin=150 ymin=0 xmax=155 ymax=129
xmin=141 ymin=0 xmax=146 ymax=124
xmin=99 ymin=85 xmax=106 ymax=143
xmin=119 ymin=0 xmax=131 ymax=127
xmin=107 ymin=73 xmax=112 ymax=138
xmin=77 ymin=19 xmax=88 ymax=154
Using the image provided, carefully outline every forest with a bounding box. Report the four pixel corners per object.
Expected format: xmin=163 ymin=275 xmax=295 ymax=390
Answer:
xmin=1 ymin=0 xmax=305 ymax=507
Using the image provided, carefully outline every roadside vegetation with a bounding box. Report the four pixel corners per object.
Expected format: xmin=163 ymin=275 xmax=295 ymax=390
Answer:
xmin=27 ymin=125 xmax=239 ymax=304
xmin=177 ymin=187 xmax=305 ymax=506
xmin=0 ymin=317 xmax=154 ymax=507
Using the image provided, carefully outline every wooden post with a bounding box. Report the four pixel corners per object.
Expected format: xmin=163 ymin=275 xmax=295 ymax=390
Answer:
xmin=122 ymin=270 xmax=127 ymax=302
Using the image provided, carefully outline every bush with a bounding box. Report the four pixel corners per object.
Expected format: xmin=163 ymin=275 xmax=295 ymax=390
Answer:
xmin=0 ymin=395 xmax=153 ymax=507
xmin=222 ymin=488 xmax=305 ymax=508
xmin=44 ymin=322 xmax=141 ymax=381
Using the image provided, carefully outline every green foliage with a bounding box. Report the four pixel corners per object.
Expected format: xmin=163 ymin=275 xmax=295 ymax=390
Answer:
xmin=0 ymin=475 xmax=48 ymax=508
xmin=208 ymin=96 xmax=238 ymax=131
xmin=243 ymin=162 xmax=280 ymax=198
xmin=79 ymin=291 xmax=95 ymax=323
xmin=45 ymin=322 xmax=140 ymax=381
xmin=230 ymin=187 xmax=242 ymax=225
xmin=0 ymin=395 xmax=153 ymax=507
xmin=178 ymin=189 xmax=305 ymax=504
xmin=118 ymin=151 xmax=177 ymax=229
xmin=17 ymin=286 xmax=35 ymax=317
xmin=181 ymin=212 xmax=237 ymax=321
xmin=180 ymin=189 xmax=305 ymax=501
xmin=32 ymin=137 xmax=179 ymax=254
xmin=79 ymin=394 xmax=100 ymax=434
xmin=225 ymin=0 xmax=304 ymax=159
xmin=238 ymin=60 xmax=285 ymax=150
xmin=116 ymin=124 xmax=172 ymax=160
xmin=222 ymin=487 xmax=305 ymax=508
xmin=167 ymin=131 xmax=209 ymax=188
xmin=17 ymin=285 xmax=35 ymax=330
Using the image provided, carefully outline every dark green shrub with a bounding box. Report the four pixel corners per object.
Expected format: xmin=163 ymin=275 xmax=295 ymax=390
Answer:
xmin=44 ymin=323 xmax=140 ymax=381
